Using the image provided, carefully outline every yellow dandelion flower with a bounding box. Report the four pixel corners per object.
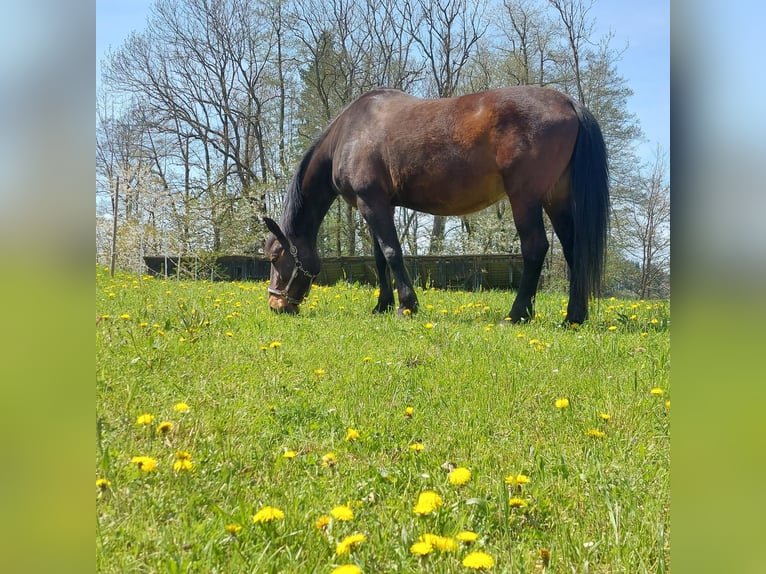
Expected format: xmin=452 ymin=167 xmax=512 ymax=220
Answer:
xmin=120 ymin=313 xmax=131 ymax=319
xmin=322 ymin=452 xmax=337 ymax=467
xmin=175 ymin=450 xmax=192 ymax=460
xmin=508 ymin=497 xmax=528 ymax=508
xmin=413 ymin=490 xmax=443 ymax=515
xmin=252 ymin=506 xmax=285 ymax=524
xmin=402 ymin=309 xmax=412 ymax=316
xmin=555 ymin=398 xmax=570 ymax=409
xmin=345 ymin=428 xmax=360 ymax=442
xmin=419 ymin=533 xmax=456 ymax=552
xmin=96 ymin=478 xmax=111 ymax=490
xmin=409 ymin=442 xmax=424 ymax=452
xmin=448 ymin=467 xmax=472 ymax=487
xmin=331 ymin=565 xmax=362 ymax=574
xmin=462 ymin=550 xmax=495 ymax=570
xmin=424 ymin=322 xmax=434 ymax=329
xmin=410 ymin=541 xmax=433 ymax=556
xmin=269 ymin=341 xmax=282 ymax=348
xmin=362 ymin=356 xmax=372 ymax=362
xmin=608 ymin=325 xmax=617 ymax=331
xmin=315 ymin=515 xmax=330 ymax=530
xmin=136 ymin=413 xmax=154 ymax=426
xmin=173 ymin=402 xmax=190 ymax=413
xmin=173 ymin=458 xmax=193 ymax=471
xmin=456 ymin=531 xmax=478 ymax=544
xmin=665 ymin=400 xmax=670 ymax=409
xmin=130 ymin=456 xmax=158 ymax=472
xmin=282 ymin=450 xmax=297 ymax=459
xmin=404 ymin=406 xmax=414 ymax=418
xmin=587 ymin=428 xmax=606 ymax=438
xmin=650 ymin=387 xmax=664 ymax=396
xmin=224 ymin=523 xmax=242 ymax=534
xmin=156 ymin=421 xmax=173 ymax=434
xmin=335 ymin=532 xmax=367 ymax=555
xmin=599 ymin=413 xmax=611 ymax=421
xmin=314 ymin=368 xmax=326 ymax=377
xmin=331 ymin=505 xmax=354 ymax=521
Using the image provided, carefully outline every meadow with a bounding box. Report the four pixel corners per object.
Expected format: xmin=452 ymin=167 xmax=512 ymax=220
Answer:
xmin=95 ymin=266 xmax=669 ymax=573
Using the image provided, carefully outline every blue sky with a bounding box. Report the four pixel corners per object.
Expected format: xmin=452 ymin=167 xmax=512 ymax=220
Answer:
xmin=96 ymin=0 xmax=669 ymax=164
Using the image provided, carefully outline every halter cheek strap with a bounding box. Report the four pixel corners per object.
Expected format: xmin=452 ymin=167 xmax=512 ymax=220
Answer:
xmin=268 ymin=242 xmax=317 ymax=305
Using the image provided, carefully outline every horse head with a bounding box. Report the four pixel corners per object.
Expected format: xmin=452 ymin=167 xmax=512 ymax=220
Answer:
xmin=263 ymin=217 xmax=318 ymax=314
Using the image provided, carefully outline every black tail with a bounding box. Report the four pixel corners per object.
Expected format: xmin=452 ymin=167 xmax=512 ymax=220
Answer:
xmin=569 ymin=102 xmax=610 ymax=301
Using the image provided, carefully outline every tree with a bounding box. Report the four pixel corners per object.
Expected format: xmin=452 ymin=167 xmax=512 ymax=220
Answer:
xmin=613 ymin=146 xmax=670 ymax=298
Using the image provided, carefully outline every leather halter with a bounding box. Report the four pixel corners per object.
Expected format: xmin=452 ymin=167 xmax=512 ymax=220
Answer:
xmin=267 ymin=241 xmax=317 ymax=305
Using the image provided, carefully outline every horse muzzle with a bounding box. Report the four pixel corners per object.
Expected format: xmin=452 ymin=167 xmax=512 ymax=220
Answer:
xmin=268 ymin=294 xmax=300 ymax=314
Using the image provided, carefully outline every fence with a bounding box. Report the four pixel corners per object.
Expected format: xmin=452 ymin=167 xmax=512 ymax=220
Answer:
xmin=143 ymin=253 xmax=529 ymax=291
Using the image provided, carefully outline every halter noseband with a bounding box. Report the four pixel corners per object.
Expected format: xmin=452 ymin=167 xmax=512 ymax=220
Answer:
xmin=267 ymin=241 xmax=318 ymax=305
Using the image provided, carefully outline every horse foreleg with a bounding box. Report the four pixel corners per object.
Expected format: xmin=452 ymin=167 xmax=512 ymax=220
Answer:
xmin=372 ymin=239 xmax=395 ymax=313
xmin=508 ymin=203 xmax=549 ymax=323
xmin=358 ymin=200 xmax=418 ymax=315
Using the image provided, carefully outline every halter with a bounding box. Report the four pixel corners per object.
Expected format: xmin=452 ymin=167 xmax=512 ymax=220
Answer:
xmin=267 ymin=241 xmax=318 ymax=305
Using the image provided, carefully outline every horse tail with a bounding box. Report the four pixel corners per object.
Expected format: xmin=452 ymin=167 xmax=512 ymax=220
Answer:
xmin=569 ymin=101 xmax=610 ymax=301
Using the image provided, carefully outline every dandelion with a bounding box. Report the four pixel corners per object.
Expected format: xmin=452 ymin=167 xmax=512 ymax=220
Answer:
xmin=331 ymin=505 xmax=354 ymax=521
xmin=96 ymin=478 xmax=111 ymax=490
xmin=555 ymin=398 xmax=570 ymax=409
xmin=650 ymin=387 xmax=664 ymax=396
xmin=410 ymin=541 xmax=433 ymax=556
xmin=362 ymin=356 xmax=372 ymax=362
xmin=269 ymin=341 xmax=282 ymax=348
xmin=224 ymin=523 xmax=242 ymax=535
xmin=345 ymin=428 xmax=361 ymax=442
xmin=462 ymin=551 xmax=495 ymax=570
xmin=413 ymin=490 xmax=443 ymax=515
xmin=322 ymin=452 xmax=337 ymax=467
xmin=120 ymin=313 xmax=131 ymax=319
xmin=136 ymin=413 xmax=154 ymax=426
xmin=424 ymin=322 xmax=434 ymax=329
xmin=252 ymin=506 xmax=285 ymax=524
xmin=314 ymin=368 xmax=326 ymax=377
xmin=156 ymin=421 xmax=173 ymax=435
xmin=456 ymin=531 xmax=478 ymax=544
xmin=599 ymin=413 xmax=611 ymax=421
xmin=508 ymin=497 xmax=528 ymax=509
xmin=665 ymin=400 xmax=671 ymax=409
xmin=175 ymin=450 xmax=192 ymax=460
xmin=504 ymin=473 xmax=530 ymax=487
xmin=402 ymin=309 xmax=412 ymax=316
xmin=419 ymin=533 xmax=456 ymax=552
xmin=409 ymin=442 xmax=424 ymax=452
xmin=331 ymin=565 xmax=362 ymax=574
xmin=130 ymin=456 xmax=158 ymax=472
xmin=282 ymin=450 xmax=297 ymax=459
xmin=173 ymin=402 xmax=190 ymax=413
xmin=448 ymin=467 xmax=472 ymax=487
xmin=315 ymin=515 xmax=330 ymax=530
xmin=404 ymin=406 xmax=414 ymax=418
xmin=173 ymin=458 xmax=193 ymax=471
xmin=587 ymin=428 xmax=606 ymax=438
xmin=225 ymin=331 xmax=234 ymax=337
xmin=335 ymin=532 xmax=367 ymax=555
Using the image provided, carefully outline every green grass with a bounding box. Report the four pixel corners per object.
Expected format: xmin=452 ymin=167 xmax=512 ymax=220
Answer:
xmin=96 ymin=266 xmax=669 ymax=573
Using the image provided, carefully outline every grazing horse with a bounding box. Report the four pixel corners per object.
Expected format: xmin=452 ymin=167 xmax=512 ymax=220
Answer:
xmin=264 ymin=87 xmax=609 ymax=324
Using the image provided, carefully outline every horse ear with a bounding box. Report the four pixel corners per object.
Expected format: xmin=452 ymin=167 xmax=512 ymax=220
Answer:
xmin=263 ymin=217 xmax=289 ymax=250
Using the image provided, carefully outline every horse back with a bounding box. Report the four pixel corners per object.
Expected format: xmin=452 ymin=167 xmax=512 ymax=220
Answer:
xmin=327 ymin=87 xmax=579 ymax=216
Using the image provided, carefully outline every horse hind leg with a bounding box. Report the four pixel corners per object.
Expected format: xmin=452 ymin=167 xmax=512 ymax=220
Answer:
xmin=508 ymin=201 xmax=549 ymax=323
xmin=544 ymin=190 xmax=587 ymax=325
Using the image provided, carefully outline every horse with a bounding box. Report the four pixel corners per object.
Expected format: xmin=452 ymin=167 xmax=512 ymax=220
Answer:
xmin=264 ymin=86 xmax=609 ymax=324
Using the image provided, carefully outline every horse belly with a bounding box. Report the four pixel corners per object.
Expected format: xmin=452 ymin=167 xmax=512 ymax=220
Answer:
xmin=395 ymin=168 xmax=506 ymax=216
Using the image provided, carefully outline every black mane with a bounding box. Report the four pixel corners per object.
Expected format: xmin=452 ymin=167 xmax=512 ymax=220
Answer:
xmin=280 ymin=138 xmax=320 ymax=236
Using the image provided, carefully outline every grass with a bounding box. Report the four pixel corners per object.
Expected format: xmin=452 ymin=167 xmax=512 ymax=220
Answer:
xmin=96 ymin=266 xmax=669 ymax=573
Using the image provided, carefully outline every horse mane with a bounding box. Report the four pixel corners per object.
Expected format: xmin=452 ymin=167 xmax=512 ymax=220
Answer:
xmin=280 ymin=137 xmax=322 ymax=236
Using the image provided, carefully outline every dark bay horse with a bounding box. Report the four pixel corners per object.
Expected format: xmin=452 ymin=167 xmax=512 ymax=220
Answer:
xmin=264 ymin=87 xmax=609 ymax=324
